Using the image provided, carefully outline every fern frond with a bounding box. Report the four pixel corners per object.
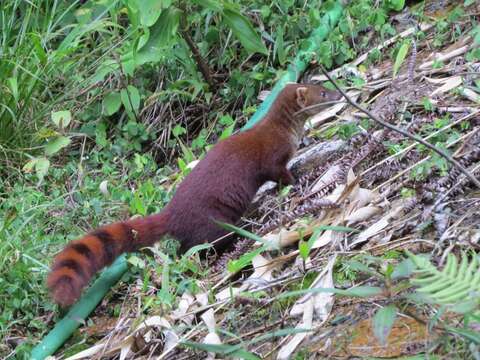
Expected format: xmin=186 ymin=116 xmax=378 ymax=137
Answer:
xmin=407 ymin=251 xmax=480 ymax=307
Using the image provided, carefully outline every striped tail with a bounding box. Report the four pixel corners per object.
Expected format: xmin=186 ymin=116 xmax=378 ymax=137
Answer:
xmin=47 ymin=212 xmax=168 ymax=307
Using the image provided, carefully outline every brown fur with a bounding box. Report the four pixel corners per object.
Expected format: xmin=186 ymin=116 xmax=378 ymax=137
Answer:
xmin=47 ymin=83 xmax=341 ymax=307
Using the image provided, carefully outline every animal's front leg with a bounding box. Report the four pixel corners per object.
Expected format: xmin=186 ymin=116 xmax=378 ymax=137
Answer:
xmin=277 ymin=167 xmax=295 ymax=186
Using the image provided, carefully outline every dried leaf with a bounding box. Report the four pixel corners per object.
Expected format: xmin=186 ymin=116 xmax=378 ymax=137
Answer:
xmin=460 ymin=87 xmax=480 ymax=103
xmin=350 ymin=216 xmax=389 ymax=247
xmin=201 ymin=309 xmax=217 ymax=333
xmin=431 ymin=76 xmax=462 ymax=96
xmin=290 ymin=255 xmax=336 ymax=319
xmin=277 ymin=298 xmax=314 ymax=360
xmin=99 ymin=180 xmax=109 ymax=195
xmin=310 ymin=165 xmax=342 ymax=194
xmin=307 ymin=91 xmax=359 ymax=128
xmin=345 ymin=206 xmax=382 ymax=225
xmin=348 ymin=188 xmax=378 ymax=208
xmin=172 ymin=292 xmax=195 ymax=324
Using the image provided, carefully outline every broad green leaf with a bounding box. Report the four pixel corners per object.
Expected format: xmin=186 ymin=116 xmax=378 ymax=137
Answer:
xmin=121 ymin=51 xmax=136 ymax=77
xmin=222 ymin=8 xmax=268 ymax=55
xmin=393 ymin=40 xmax=410 ymax=77
xmin=372 ymin=305 xmax=397 ymax=346
xmin=219 ymin=123 xmax=235 ymax=140
xmin=385 ymin=0 xmax=405 ymax=11
xmin=103 ymin=92 xmax=122 ymax=115
xmin=299 ymin=240 xmax=309 ymax=261
xmin=137 ymin=6 xmax=181 ymax=65
xmin=172 ymin=124 xmax=186 ymax=137
xmin=120 ymin=85 xmax=141 ymax=115
xmin=192 ymin=0 xmax=223 ymax=11
xmin=138 ymin=0 xmax=170 ymax=27
xmin=35 ymin=157 xmax=50 ymax=182
xmin=127 ymin=255 xmax=146 ymax=269
xmin=51 ymin=110 xmax=72 ymax=129
xmin=391 ymin=258 xmax=415 ymax=279
xmin=23 ymin=157 xmax=51 ymax=182
xmin=45 ymin=136 xmax=71 ymax=156
xmin=89 ymin=59 xmax=120 ymax=84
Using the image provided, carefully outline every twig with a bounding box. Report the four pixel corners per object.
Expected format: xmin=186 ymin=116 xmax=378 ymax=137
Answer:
xmin=180 ymin=29 xmax=217 ymax=91
xmin=320 ymin=66 xmax=480 ymax=189
xmin=361 ymin=110 xmax=480 ymax=177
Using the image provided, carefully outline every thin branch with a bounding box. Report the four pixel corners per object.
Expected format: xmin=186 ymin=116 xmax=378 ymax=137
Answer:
xmin=181 ymin=29 xmax=217 ymax=91
xmin=320 ymin=66 xmax=480 ymax=189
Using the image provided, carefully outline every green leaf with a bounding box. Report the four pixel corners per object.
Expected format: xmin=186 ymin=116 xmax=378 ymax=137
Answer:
xmin=35 ymin=157 xmax=50 ymax=182
xmin=137 ymin=6 xmax=181 ymax=65
xmin=24 ymin=157 xmax=51 ymax=182
xmin=277 ymin=286 xmax=383 ymax=300
xmin=192 ymin=0 xmax=223 ymax=11
xmin=342 ymin=286 xmax=383 ymax=297
xmin=44 ymin=136 xmax=71 ymax=156
xmin=372 ymin=305 xmax=397 ymax=346
xmin=22 ymin=159 xmax=37 ymax=173
xmin=103 ymin=92 xmax=122 ymax=116
xmin=7 ymin=77 xmax=19 ymax=104
xmin=214 ymin=221 xmax=267 ymax=245
xmin=172 ymin=124 xmax=186 ymax=137
xmin=299 ymin=240 xmax=309 ymax=261
xmin=138 ymin=0 xmax=170 ymax=27
xmin=227 ymin=246 xmax=265 ymax=273
xmin=275 ymin=27 xmax=286 ymax=65
xmin=385 ymin=0 xmax=405 ymax=11
xmin=219 ymin=123 xmax=236 ymax=140
xmin=181 ymin=327 xmax=309 ymax=356
xmin=391 ymin=258 xmax=415 ymax=279
xmin=183 ymin=243 xmax=213 ymax=257
xmin=393 ymin=41 xmax=410 ymax=77
xmin=120 ymin=85 xmax=141 ymax=115
xmin=51 ymin=110 xmax=72 ymax=129
xmin=446 ymin=325 xmax=480 ymax=344
xmin=222 ymin=8 xmax=268 ymax=55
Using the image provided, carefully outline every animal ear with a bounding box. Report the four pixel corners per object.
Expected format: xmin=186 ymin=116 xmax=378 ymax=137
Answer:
xmin=296 ymin=87 xmax=308 ymax=108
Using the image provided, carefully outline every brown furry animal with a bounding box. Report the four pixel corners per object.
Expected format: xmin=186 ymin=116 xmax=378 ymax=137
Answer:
xmin=47 ymin=83 xmax=341 ymax=307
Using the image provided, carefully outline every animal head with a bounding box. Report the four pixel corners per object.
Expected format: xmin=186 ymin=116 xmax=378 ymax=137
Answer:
xmin=288 ymin=83 xmax=342 ymax=116
xmin=258 ymin=83 xmax=342 ymax=132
